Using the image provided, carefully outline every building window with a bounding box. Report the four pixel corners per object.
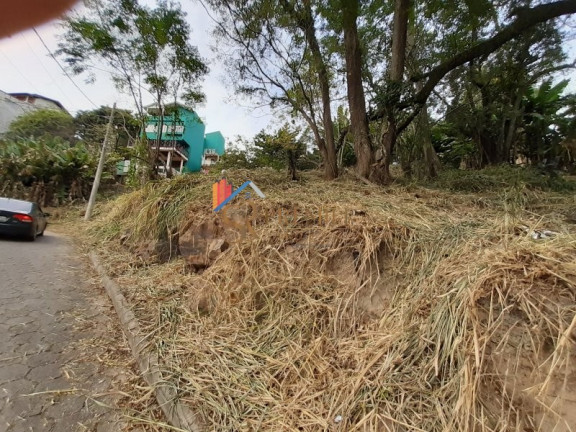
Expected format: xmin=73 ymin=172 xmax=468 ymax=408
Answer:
xmin=145 ymin=124 xmax=185 ymax=135
xmin=163 ymin=125 xmax=184 ymax=134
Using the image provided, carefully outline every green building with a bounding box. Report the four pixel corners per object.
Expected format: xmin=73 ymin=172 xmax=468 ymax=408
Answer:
xmin=144 ymin=103 xmax=225 ymax=175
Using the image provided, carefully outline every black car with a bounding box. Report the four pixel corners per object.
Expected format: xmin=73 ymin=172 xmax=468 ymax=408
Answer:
xmin=0 ymin=197 xmax=48 ymax=241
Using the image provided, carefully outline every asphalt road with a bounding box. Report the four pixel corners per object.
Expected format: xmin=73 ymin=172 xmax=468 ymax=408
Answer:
xmin=0 ymin=231 xmax=124 ymax=431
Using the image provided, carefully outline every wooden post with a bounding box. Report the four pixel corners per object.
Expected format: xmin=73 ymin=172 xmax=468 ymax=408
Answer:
xmin=166 ymin=150 xmax=172 ymax=175
xmin=85 ymin=103 xmax=116 ymax=221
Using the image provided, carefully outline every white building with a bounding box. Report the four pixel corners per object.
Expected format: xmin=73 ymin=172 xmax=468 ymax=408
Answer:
xmin=0 ymin=90 xmax=67 ymax=135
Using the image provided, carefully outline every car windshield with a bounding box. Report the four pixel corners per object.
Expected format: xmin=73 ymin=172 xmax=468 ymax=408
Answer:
xmin=0 ymin=198 xmax=33 ymax=213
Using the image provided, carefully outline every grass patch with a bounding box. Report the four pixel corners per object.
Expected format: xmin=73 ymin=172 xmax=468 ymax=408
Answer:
xmin=429 ymin=165 xmax=576 ymax=193
xmin=83 ymin=168 xmax=576 ymax=431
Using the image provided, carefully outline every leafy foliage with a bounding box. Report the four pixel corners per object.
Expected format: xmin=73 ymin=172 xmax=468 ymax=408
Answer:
xmin=218 ymin=145 xmax=254 ymax=170
xmin=218 ymin=126 xmax=311 ymax=178
xmin=58 ymin=0 xmax=208 ymax=114
xmin=75 ymin=106 xmax=140 ymax=149
xmin=5 ymin=109 xmax=75 ymax=142
xmin=429 ymin=165 xmax=576 ymax=193
xmin=0 ymin=137 xmax=97 ymax=206
xmin=58 ymin=0 xmax=208 ymax=179
xmin=206 ymin=0 xmax=576 ymax=180
xmin=431 ymin=121 xmax=479 ymax=169
xmin=522 ymin=79 xmax=570 ymax=162
xmin=0 ymin=103 xmax=140 ymax=205
xmin=205 ymin=0 xmax=340 ymax=178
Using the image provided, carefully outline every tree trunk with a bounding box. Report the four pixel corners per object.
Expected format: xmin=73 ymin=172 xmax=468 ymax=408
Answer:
xmin=375 ymin=0 xmax=411 ymax=183
xmin=418 ymin=104 xmax=441 ymax=178
xmin=478 ymin=86 xmax=494 ymax=166
xmin=504 ymin=90 xmax=524 ymax=163
xmin=399 ymin=17 xmax=441 ymax=180
xmin=301 ymin=0 xmax=338 ymax=180
xmin=299 ymin=112 xmax=330 ymax=174
xmin=153 ymin=99 xmax=165 ymax=177
xmin=379 ymin=122 xmax=396 ymax=182
xmin=287 ymin=149 xmax=298 ymax=180
xmin=341 ymin=0 xmax=373 ymax=180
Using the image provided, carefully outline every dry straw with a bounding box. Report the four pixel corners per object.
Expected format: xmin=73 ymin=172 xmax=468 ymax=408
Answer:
xmin=88 ymin=169 xmax=576 ymax=431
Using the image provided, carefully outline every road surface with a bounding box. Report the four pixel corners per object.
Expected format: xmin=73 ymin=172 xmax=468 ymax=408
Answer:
xmin=0 ymin=232 xmax=125 ymax=431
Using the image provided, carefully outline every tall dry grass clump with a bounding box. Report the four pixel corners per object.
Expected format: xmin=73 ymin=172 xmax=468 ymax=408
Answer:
xmin=88 ymin=169 xmax=576 ymax=431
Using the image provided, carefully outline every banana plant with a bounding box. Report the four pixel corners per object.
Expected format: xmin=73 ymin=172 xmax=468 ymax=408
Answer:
xmin=522 ymin=79 xmax=570 ymax=164
xmin=0 ymin=137 xmax=97 ymax=205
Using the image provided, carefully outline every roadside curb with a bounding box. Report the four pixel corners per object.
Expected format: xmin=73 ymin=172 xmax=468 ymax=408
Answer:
xmin=89 ymin=252 xmax=203 ymax=432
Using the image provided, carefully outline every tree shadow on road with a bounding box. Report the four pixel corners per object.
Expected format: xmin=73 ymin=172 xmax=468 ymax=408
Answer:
xmin=0 ymin=231 xmax=64 ymax=245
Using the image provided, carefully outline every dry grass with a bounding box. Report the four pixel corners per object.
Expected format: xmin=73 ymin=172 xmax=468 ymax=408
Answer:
xmin=63 ymin=254 xmax=180 ymax=432
xmin=83 ymin=169 xmax=576 ymax=432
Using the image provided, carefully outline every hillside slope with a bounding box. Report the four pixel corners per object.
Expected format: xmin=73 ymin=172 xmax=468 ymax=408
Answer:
xmin=87 ymin=169 xmax=576 ymax=431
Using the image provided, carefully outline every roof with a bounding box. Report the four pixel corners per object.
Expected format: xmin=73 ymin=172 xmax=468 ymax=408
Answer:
xmin=0 ymin=90 xmax=35 ymax=133
xmin=145 ymin=102 xmax=195 ymax=115
xmin=205 ymin=131 xmax=224 ymax=138
xmin=7 ymin=92 xmax=66 ymax=111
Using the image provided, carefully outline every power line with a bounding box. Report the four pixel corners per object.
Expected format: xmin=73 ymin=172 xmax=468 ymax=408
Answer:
xmin=83 ymin=63 xmax=156 ymax=99
xmin=21 ymin=33 xmax=74 ymax=108
xmin=32 ymin=28 xmax=98 ymax=108
xmin=0 ymin=47 xmax=41 ymax=94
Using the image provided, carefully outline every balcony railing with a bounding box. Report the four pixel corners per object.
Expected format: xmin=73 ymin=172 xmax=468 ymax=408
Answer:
xmin=148 ymin=140 xmax=189 ymax=158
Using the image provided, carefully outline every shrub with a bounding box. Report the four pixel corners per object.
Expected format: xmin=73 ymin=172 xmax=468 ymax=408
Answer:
xmin=0 ymin=137 xmax=96 ymax=205
xmin=430 ymin=165 xmax=576 ymax=193
xmin=5 ymin=109 xmax=75 ymax=141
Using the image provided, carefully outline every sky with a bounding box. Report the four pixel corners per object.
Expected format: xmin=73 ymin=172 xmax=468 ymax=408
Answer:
xmin=0 ymin=1 xmax=273 ymax=144
xmin=1 ymin=2 xmax=575 ymax=145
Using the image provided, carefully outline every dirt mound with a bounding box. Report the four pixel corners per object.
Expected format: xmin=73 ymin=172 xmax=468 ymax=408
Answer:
xmin=87 ymin=170 xmax=576 ymax=431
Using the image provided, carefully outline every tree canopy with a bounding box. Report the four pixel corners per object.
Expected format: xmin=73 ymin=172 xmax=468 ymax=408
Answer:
xmin=58 ymin=0 xmax=208 ymax=118
xmin=75 ymin=106 xmax=140 ymax=149
xmin=206 ymin=0 xmax=576 ymax=181
xmin=58 ymin=0 xmax=209 ymax=177
xmin=5 ymin=109 xmax=75 ymax=142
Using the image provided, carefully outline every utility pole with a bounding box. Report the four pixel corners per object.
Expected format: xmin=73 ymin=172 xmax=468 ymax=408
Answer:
xmin=85 ymin=103 xmax=116 ymax=221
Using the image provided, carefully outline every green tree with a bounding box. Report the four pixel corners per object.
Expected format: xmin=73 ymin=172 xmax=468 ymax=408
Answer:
xmin=58 ymin=0 xmax=208 ymax=176
xmin=428 ymin=7 xmax=569 ymax=166
xmin=218 ymin=137 xmax=254 ymax=170
xmin=6 ymin=109 xmax=75 ymax=142
xmin=334 ymin=106 xmax=356 ymax=168
xmin=75 ymin=106 xmax=140 ymax=149
xmin=205 ymin=0 xmax=339 ymax=179
xmin=207 ymin=0 xmax=576 ymax=183
xmin=349 ymin=0 xmax=576 ymax=182
xmin=252 ymin=126 xmax=307 ymax=179
xmin=75 ymin=106 xmax=145 ymax=181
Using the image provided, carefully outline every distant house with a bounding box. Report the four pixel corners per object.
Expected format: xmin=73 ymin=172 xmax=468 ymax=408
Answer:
xmin=144 ymin=103 xmax=225 ymax=175
xmin=7 ymin=93 xmax=66 ymax=111
xmin=0 ymin=90 xmax=67 ymax=134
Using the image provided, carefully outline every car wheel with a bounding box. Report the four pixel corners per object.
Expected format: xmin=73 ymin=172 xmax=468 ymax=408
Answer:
xmin=27 ymin=224 xmax=37 ymax=241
